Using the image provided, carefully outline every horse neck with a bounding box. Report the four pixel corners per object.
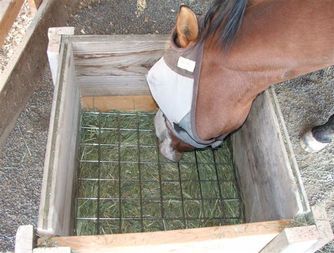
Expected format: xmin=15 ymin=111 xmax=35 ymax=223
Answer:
xmin=196 ymin=0 xmax=334 ymax=140
xmin=226 ymin=0 xmax=333 ymax=90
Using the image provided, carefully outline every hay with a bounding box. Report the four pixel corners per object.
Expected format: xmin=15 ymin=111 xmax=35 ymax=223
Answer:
xmin=75 ymin=111 xmax=243 ymax=235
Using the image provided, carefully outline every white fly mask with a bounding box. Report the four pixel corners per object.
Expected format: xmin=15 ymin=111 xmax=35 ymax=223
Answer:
xmin=146 ymin=34 xmax=225 ymax=149
xmin=147 ymin=56 xmax=195 ymax=124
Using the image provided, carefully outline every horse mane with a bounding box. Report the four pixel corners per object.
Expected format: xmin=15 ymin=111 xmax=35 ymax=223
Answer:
xmin=202 ymin=0 xmax=248 ymax=49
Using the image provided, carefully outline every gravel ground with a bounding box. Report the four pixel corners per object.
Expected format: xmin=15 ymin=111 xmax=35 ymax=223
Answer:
xmin=0 ymin=0 xmax=333 ymax=251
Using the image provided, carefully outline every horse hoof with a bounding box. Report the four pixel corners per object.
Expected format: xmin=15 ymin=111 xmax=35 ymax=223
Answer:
xmin=159 ymin=137 xmax=183 ymax=162
xmin=154 ymin=110 xmax=168 ymax=142
xmin=300 ymin=130 xmax=329 ymax=153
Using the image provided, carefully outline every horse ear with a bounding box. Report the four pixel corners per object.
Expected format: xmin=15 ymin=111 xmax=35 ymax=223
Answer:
xmin=175 ymin=5 xmax=199 ymax=48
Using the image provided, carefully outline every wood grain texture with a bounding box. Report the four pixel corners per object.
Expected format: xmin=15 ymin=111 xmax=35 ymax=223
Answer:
xmin=81 ymin=96 xmax=157 ymax=112
xmin=232 ymin=90 xmax=308 ymax=222
xmin=0 ymin=0 xmax=25 ymax=47
xmin=47 ymin=27 xmax=75 ymax=85
xmin=260 ymin=225 xmax=319 ymax=253
xmin=0 ymin=0 xmax=80 ymax=149
xmin=49 ymin=220 xmax=290 ymax=253
xmin=79 ymin=76 xmax=151 ymax=96
xmin=71 ymin=35 xmax=168 ymax=54
xmin=70 ymin=35 xmax=168 ymax=95
xmin=38 ymin=41 xmax=80 ymax=236
xmin=269 ymin=87 xmax=310 ymax=212
xmin=260 ymin=207 xmax=333 ymax=253
xmin=305 ymin=206 xmax=334 ymax=253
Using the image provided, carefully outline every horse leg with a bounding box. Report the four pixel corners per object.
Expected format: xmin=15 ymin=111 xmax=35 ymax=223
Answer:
xmin=301 ymin=114 xmax=334 ymax=152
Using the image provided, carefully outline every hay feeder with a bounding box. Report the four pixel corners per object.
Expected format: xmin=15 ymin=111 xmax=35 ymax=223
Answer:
xmin=33 ymin=34 xmax=332 ymax=253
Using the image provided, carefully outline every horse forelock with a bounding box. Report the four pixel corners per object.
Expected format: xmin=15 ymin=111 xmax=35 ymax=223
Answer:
xmin=202 ymin=0 xmax=248 ymax=49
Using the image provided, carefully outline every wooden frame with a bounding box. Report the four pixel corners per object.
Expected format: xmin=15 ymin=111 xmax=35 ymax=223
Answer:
xmin=47 ymin=27 xmax=75 ymax=85
xmin=36 ymin=35 xmax=333 ymax=252
xmin=0 ymin=0 xmax=25 ymax=47
xmin=0 ymin=0 xmax=81 ymax=149
xmin=47 ymin=220 xmax=291 ymax=253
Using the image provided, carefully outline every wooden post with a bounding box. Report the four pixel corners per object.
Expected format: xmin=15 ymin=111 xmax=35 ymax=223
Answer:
xmin=15 ymin=225 xmax=34 ymax=253
xmin=260 ymin=226 xmax=319 ymax=253
xmin=306 ymin=206 xmax=334 ymax=253
xmin=47 ymin=27 xmax=75 ymax=86
xmin=260 ymin=206 xmax=333 ymax=253
xmin=0 ymin=0 xmax=25 ymax=47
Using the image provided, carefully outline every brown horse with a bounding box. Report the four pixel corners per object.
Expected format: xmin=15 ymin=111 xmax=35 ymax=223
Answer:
xmin=147 ymin=0 xmax=334 ymax=161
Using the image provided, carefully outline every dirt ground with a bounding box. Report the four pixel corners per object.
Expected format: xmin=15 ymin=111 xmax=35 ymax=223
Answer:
xmin=0 ymin=0 xmax=333 ymax=251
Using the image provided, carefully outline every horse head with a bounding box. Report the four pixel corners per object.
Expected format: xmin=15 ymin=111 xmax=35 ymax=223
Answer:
xmin=147 ymin=1 xmax=247 ymax=161
xmin=147 ymin=0 xmax=334 ymax=161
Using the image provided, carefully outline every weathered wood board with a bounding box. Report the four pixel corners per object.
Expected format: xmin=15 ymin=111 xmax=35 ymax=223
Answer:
xmin=48 ymin=220 xmax=290 ymax=253
xmin=0 ymin=0 xmax=24 ymax=47
xmin=81 ymin=95 xmax=157 ymax=112
xmin=231 ymin=89 xmax=309 ymax=222
xmin=71 ymin=35 xmax=168 ymax=96
xmin=38 ymin=39 xmax=80 ymax=235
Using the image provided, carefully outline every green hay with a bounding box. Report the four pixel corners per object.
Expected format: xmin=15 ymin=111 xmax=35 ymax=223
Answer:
xmin=75 ymin=111 xmax=244 ymax=236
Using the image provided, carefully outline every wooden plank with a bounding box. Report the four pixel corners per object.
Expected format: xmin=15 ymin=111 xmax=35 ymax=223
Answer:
xmin=260 ymin=226 xmax=319 ymax=253
xmin=38 ymin=40 xmax=80 ymax=236
xmin=133 ymin=95 xmax=157 ymax=111
xmin=73 ymin=38 xmax=166 ymax=73
xmin=48 ymin=220 xmax=290 ymax=253
xmin=72 ymin=36 xmax=168 ymax=96
xmin=75 ymin=60 xmax=156 ymax=76
xmin=269 ymin=87 xmax=310 ymax=212
xmin=261 ymin=207 xmax=333 ymax=253
xmin=15 ymin=225 xmax=34 ymax=253
xmin=71 ymin=35 xmax=168 ymax=54
xmin=231 ymin=90 xmax=308 ymax=222
xmin=0 ymin=0 xmax=81 ymax=149
xmin=305 ymin=206 xmax=334 ymax=253
xmin=78 ymin=76 xmax=151 ymax=96
xmin=0 ymin=0 xmax=25 ymax=47
xmin=47 ymin=27 xmax=75 ymax=85
xmin=81 ymin=95 xmax=157 ymax=112
xmin=80 ymin=96 xmax=94 ymax=110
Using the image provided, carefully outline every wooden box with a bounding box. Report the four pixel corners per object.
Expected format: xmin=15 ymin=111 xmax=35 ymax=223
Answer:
xmin=36 ymin=35 xmax=332 ymax=253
